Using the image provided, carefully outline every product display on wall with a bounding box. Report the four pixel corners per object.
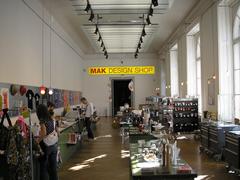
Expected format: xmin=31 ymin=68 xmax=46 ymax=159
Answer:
xmin=0 ymin=82 xmax=82 ymax=117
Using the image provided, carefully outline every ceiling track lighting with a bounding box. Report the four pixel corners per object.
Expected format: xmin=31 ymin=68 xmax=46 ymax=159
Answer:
xmin=84 ymin=1 xmax=91 ymax=13
xmin=152 ymin=0 xmax=158 ymax=7
xmin=94 ymin=22 xmax=108 ymax=59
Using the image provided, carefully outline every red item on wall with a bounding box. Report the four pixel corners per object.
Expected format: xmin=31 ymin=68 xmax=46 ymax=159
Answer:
xmin=19 ymin=85 xmax=27 ymax=96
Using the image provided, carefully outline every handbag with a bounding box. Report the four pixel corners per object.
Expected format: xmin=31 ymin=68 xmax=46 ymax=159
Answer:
xmin=43 ymin=121 xmax=58 ymax=146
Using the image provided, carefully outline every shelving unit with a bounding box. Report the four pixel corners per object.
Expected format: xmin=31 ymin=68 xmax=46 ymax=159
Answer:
xmin=173 ymin=98 xmax=198 ymax=133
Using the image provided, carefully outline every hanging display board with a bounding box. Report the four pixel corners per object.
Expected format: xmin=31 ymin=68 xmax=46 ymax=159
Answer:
xmin=88 ymin=66 xmax=155 ymax=75
xmin=0 ymin=82 xmax=81 ymax=117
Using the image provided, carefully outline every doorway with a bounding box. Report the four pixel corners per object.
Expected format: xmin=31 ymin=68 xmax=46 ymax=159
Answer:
xmin=112 ymin=79 xmax=133 ymax=116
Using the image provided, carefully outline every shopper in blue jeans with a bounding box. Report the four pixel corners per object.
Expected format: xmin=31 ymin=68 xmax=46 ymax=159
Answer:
xmin=37 ymin=104 xmax=58 ymax=180
xmin=80 ymin=97 xmax=94 ymax=139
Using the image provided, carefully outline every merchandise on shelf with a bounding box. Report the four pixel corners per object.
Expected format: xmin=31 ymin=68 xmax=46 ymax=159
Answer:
xmin=173 ymin=98 xmax=199 ymax=133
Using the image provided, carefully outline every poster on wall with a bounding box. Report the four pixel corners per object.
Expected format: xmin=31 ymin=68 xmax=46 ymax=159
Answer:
xmin=63 ymin=90 xmax=69 ymax=107
xmin=1 ymin=88 xmax=9 ymax=109
xmin=53 ymin=89 xmax=63 ymax=108
xmin=69 ymin=91 xmax=74 ymax=105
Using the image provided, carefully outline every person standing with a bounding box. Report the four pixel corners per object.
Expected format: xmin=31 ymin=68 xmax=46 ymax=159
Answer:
xmin=80 ymin=97 xmax=94 ymax=140
xmin=36 ymin=104 xmax=58 ymax=180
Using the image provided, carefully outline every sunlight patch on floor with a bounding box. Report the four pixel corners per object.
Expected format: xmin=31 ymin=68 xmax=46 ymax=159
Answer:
xmin=194 ymin=175 xmax=209 ymax=180
xmin=69 ymin=164 xmax=90 ymax=171
xmin=94 ymin=134 xmax=112 ymax=140
xmin=121 ymin=150 xmax=130 ymax=159
xmin=68 ymin=154 xmax=108 ymax=171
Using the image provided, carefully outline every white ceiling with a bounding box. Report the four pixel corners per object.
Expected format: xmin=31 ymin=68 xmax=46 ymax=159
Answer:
xmin=42 ymin=0 xmax=198 ymax=56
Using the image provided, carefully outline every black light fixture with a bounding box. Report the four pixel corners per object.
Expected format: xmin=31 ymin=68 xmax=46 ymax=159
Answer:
xmin=88 ymin=10 xmax=94 ymax=22
xmin=149 ymin=5 xmax=153 ymax=16
xmin=97 ymin=35 xmax=101 ymax=42
xmin=136 ymin=48 xmax=139 ymax=53
xmin=146 ymin=15 xmax=151 ymax=25
xmin=142 ymin=26 xmax=146 ymax=37
xmin=104 ymin=51 xmax=107 ymax=56
xmin=101 ymin=41 xmax=104 ymax=47
xmin=94 ymin=25 xmax=99 ymax=35
xmin=134 ymin=53 xmax=138 ymax=59
xmin=138 ymin=43 xmax=142 ymax=49
xmin=152 ymin=0 xmax=158 ymax=7
xmin=84 ymin=0 xmax=91 ymax=13
xmin=140 ymin=36 xmax=143 ymax=43
xmin=105 ymin=54 xmax=109 ymax=59
xmin=102 ymin=46 xmax=106 ymax=51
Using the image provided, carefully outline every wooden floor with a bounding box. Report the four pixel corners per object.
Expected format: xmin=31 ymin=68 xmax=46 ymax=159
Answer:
xmin=59 ymin=117 xmax=240 ymax=180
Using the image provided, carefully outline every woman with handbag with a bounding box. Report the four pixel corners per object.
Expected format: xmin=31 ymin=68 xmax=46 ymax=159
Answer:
xmin=36 ymin=104 xmax=59 ymax=180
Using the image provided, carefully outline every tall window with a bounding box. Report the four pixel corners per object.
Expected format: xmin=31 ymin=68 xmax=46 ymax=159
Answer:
xmin=170 ymin=44 xmax=179 ymax=97
xmin=187 ymin=23 xmax=202 ymax=114
xmin=196 ymin=35 xmax=202 ymax=114
xmin=233 ymin=6 xmax=240 ymax=119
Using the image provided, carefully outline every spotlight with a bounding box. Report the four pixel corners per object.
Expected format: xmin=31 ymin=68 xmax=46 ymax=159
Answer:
xmin=40 ymin=85 xmax=46 ymax=95
xmin=105 ymin=54 xmax=109 ymax=59
xmin=88 ymin=10 xmax=94 ymax=22
xmin=94 ymin=25 xmax=99 ymax=35
xmin=84 ymin=1 xmax=91 ymax=13
xmin=136 ymin=48 xmax=139 ymax=53
xmin=138 ymin=43 xmax=141 ymax=49
xmin=104 ymin=51 xmax=107 ymax=56
xmin=134 ymin=53 xmax=138 ymax=59
xmin=142 ymin=27 xmax=146 ymax=37
xmin=149 ymin=5 xmax=153 ymax=16
xmin=146 ymin=16 xmax=151 ymax=25
xmin=140 ymin=36 xmax=143 ymax=43
xmin=152 ymin=0 xmax=158 ymax=7
xmin=101 ymin=41 xmax=104 ymax=47
xmin=48 ymin=88 xmax=54 ymax=95
xmin=97 ymin=35 xmax=101 ymax=42
xmin=102 ymin=47 xmax=106 ymax=51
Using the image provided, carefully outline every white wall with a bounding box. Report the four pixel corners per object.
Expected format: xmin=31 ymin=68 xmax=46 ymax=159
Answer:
xmin=82 ymin=54 xmax=160 ymax=116
xmin=0 ymin=0 xmax=84 ymax=91
xmin=200 ymin=3 xmax=219 ymax=112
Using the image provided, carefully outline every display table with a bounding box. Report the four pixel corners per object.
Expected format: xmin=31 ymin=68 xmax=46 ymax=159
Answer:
xmin=129 ymin=141 xmax=197 ymax=180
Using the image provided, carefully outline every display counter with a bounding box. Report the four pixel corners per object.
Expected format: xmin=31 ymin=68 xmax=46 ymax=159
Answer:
xmin=58 ymin=119 xmax=86 ymax=163
xmin=130 ymin=141 xmax=197 ymax=180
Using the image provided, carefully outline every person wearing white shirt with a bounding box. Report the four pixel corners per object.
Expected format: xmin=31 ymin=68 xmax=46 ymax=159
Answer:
xmin=80 ymin=97 xmax=94 ymax=139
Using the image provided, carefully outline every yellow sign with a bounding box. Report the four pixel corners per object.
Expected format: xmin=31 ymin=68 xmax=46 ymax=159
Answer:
xmin=88 ymin=66 xmax=155 ymax=75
